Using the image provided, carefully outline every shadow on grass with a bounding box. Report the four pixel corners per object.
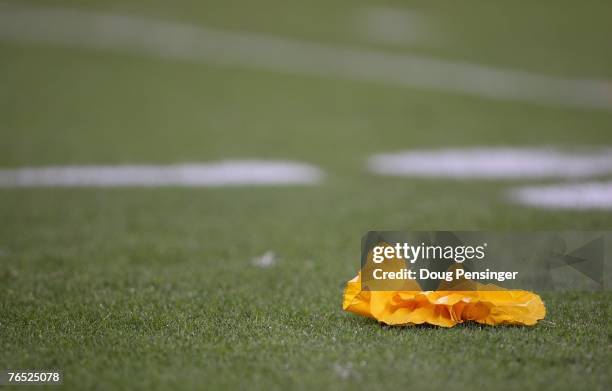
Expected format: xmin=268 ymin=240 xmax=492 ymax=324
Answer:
xmin=343 ymin=312 xmax=542 ymax=331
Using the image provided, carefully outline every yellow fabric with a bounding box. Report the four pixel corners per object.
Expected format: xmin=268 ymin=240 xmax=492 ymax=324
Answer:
xmin=342 ymin=273 xmax=546 ymax=327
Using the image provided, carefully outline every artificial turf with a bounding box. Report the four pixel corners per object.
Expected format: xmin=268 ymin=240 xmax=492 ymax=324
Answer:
xmin=1 ymin=0 xmax=612 ymax=389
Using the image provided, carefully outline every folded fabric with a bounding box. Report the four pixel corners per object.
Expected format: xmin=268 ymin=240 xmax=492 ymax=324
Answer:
xmin=343 ymin=273 xmax=546 ymax=327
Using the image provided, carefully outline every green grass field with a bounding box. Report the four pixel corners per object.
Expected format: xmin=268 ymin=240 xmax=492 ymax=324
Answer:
xmin=1 ymin=0 xmax=611 ymax=390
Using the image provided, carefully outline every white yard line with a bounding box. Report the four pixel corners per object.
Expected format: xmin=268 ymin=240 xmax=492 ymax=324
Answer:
xmin=0 ymin=161 xmax=324 ymax=187
xmin=0 ymin=3 xmax=610 ymax=110
xmin=368 ymin=148 xmax=612 ymax=179
xmin=508 ymin=182 xmax=612 ymax=209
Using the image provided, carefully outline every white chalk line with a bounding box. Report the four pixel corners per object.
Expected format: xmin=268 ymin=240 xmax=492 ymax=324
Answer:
xmin=0 ymin=160 xmax=324 ymax=187
xmin=0 ymin=3 xmax=610 ymax=110
xmin=368 ymin=148 xmax=612 ymax=179
xmin=508 ymin=182 xmax=612 ymax=210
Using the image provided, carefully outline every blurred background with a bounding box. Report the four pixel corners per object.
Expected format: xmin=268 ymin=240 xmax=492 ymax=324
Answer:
xmin=1 ymin=0 xmax=611 ymax=170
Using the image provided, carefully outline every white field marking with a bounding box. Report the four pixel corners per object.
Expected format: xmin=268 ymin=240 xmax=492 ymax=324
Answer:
xmin=354 ymin=6 xmax=432 ymax=46
xmin=0 ymin=4 xmax=610 ymax=110
xmin=251 ymin=251 xmax=277 ymax=268
xmin=368 ymin=148 xmax=612 ymax=179
xmin=509 ymin=182 xmax=612 ymax=209
xmin=0 ymin=161 xmax=324 ymax=187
